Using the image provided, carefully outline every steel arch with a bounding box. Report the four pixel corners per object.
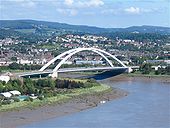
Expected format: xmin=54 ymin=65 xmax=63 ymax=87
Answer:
xmin=39 ymin=48 xmax=127 ymax=73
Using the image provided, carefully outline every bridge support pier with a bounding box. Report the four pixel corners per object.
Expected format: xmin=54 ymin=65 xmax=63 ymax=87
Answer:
xmin=50 ymin=72 xmax=58 ymax=78
xmin=127 ymin=67 xmax=133 ymax=73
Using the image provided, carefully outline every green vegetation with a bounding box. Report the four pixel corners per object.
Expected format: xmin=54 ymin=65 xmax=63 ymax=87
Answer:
xmin=0 ymin=62 xmax=105 ymax=73
xmin=0 ymin=94 xmax=69 ymax=111
xmin=154 ymin=67 xmax=170 ymax=75
xmin=1 ymin=20 xmax=170 ymax=35
xmin=0 ymin=78 xmax=93 ymax=94
xmin=14 ymin=29 xmax=36 ymax=34
xmin=0 ymin=78 xmax=111 ymax=111
xmin=37 ymin=43 xmax=60 ymax=50
xmin=127 ymin=72 xmax=170 ymax=78
xmin=131 ymin=63 xmax=170 ymax=76
xmin=139 ymin=63 xmax=152 ymax=74
xmin=0 ymin=63 xmax=42 ymax=71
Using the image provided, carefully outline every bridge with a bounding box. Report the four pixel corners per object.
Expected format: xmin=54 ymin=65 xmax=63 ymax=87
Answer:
xmin=17 ymin=67 xmax=128 ymax=78
xmin=16 ymin=48 xmax=132 ymax=79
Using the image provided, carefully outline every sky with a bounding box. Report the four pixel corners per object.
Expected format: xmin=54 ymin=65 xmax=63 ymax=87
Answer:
xmin=0 ymin=0 xmax=170 ymax=28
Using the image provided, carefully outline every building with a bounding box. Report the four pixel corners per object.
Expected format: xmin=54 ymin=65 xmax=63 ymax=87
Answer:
xmin=17 ymin=59 xmax=33 ymax=65
xmin=0 ymin=75 xmax=10 ymax=83
xmin=75 ymin=60 xmax=103 ymax=65
xmin=0 ymin=92 xmax=12 ymax=98
xmin=9 ymin=90 xmax=21 ymax=96
xmin=0 ymin=90 xmax=21 ymax=98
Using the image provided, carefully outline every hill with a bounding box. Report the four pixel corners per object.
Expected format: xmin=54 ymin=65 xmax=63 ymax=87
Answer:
xmin=0 ymin=20 xmax=170 ymax=34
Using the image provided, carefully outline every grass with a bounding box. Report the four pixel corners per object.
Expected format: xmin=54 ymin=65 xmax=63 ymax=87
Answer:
xmin=58 ymin=77 xmax=88 ymax=83
xmin=0 ymin=69 xmax=36 ymax=73
xmin=37 ymin=44 xmax=60 ymax=50
xmin=14 ymin=29 xmax=36 ymax=33
xmin=127 ymin=72 xmax=170 ymax=78
xmin=0 ymin=81 xmax=111 ymax=112
xmin=66 ymin=84 xmax=111 ymax=97
xmin=0 ymin=95 xmax=70 ymax=111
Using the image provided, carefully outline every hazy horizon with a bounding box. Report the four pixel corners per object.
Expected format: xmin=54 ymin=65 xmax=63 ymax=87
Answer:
xmin=1 ymin=18 xmax=170 ymax=29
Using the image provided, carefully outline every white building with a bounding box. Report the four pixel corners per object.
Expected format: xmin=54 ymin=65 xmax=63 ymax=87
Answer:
xmin=0 ymin=92 xmax=12 ymax=98
xmin=9 ymin=90 xmax=21 ymax=96
xmin=123 ymin=39 xmax=132 ymax=43
xmin=63 ymin=61 xmax=73 ymax=65
xmin=0 ymin=61 xmax=13 ymax=66
xmin=0 ymin=75 xmax=10 ymax=83
xmin=0 ymin=90 xmax=21 ymax=98
xmin=17 ymin=59 xmax=33 ymax=65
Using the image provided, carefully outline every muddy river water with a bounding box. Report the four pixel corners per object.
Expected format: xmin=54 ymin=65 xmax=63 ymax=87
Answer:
xmin=22 ymin=76 xmax=170 ymax=128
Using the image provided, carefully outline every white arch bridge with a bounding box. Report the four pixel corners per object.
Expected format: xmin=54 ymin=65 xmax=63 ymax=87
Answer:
xmin=17 ymin=48 xmax=132 ymax=79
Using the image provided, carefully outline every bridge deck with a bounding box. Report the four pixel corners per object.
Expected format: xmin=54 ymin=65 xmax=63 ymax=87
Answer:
xmin=16 ymin=67 xmax=128 ymax=77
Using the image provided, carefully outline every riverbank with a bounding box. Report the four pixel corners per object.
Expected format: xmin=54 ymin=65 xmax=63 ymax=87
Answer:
xmin=0 ymin=82 xmax=127 ymax=128
xmin=1 ymin=74 xmax=168 ymax=128
xmin=125 ymin=73 xmax=170 ymax=83
xmin=25 ymin=75 xmax=169 ymax=128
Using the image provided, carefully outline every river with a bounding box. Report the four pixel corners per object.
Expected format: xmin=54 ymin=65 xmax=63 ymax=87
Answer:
xmin=22 ymin=76 xmax=170 ymax=128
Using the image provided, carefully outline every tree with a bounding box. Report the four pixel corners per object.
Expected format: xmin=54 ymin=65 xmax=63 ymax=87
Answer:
xmin=4 ymin=83 xmax=13 ymax=91
xmin=8 ymin=62 xmax=20 ymax=70
xmin=11 ymin=57 xmax=17 ymax=61
xmin=155 ymin=66 xmax=170 ymax=75
xmin=140 ymin=63 xmax=152 ymax=74
xmin=23 ymin=79 xmax=35 ymax=94
xmin=36 ymin=79 xmax=44 ymax=88
xmin=47 ymin=78 xmax=55 ymax=90
xmin=0 ymin=82 xmax=4 ymax=93
xmin=165 ymin=66 xmax=170 ymax=75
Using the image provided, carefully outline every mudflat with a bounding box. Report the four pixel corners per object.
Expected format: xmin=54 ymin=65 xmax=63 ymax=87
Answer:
xmin=0 ymin=87 xmax=127 ymax=128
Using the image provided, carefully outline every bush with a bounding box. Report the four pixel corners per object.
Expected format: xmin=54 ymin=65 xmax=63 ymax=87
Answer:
xmin=24 ymin=98 xmax=30 ymax=101
xmin=84 ymin=82 xmax=99 ymax=88
xmin=12 ymin=97 xmax=20 ymax=102
xmin=52 ymin=92 xmax=58 ymax=96
xmin=140 ymin=63 xmax=152 ymax=74
xmin=2 ymin=100 xmax=11 ymax=105
xmin=29 ymin=97 xmax=33 ymax=102
xmin=38 ymin=96 xmax=44 ymax=100
xmin=23 ymin=97 xmax=33 ymax=102
xmin=44 ymin=92 xmax=53 ymax=97
xmin=55 ymin=79 xmax=84 ymax=89
xmin=87 ymin=78 xmax=96 ymax=83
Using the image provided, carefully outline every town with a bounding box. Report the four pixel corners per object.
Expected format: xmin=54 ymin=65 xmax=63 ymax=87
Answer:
xmin=0 ymin=0 xmax=170 ymax=127
xmin=0 ymin=34 xmax=169 ymax=67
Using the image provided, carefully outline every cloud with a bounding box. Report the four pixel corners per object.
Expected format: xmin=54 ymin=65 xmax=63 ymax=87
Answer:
xmin=87 ymin=0 xmax=104 ymax=7
xmin=100 ymin=6 xmax=160 ymax=16
xmin=141 ymin=8 xmax=160 ymax=13
xmin=56 ymin=8 xmax=77 ymax=16
xmin=56 ymin=0 xmax=104 ymax=16
xmin=77 ymin=0 xmax=104 ymax=8
xmin=22 ymin=1 xmax=35 ymax=8
xmin=124 ymin=7 xmax=140 ymax=14
xmin=63 ymin=0 xmax=104 ymax=8
xmin=5 ymin=0 xmax=36 ymax=8
xmin=64 ymin=0 xmax=104 ymax=8
xmin=64 ymin=0 xmax=74 ymax=6
xmin=124 ymin=7 xmax=160 ymax=15
xmin=101 ymin=9 xmax=119 ymax=15
xmin=134 ymin=0 xmax=169 ymax=2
